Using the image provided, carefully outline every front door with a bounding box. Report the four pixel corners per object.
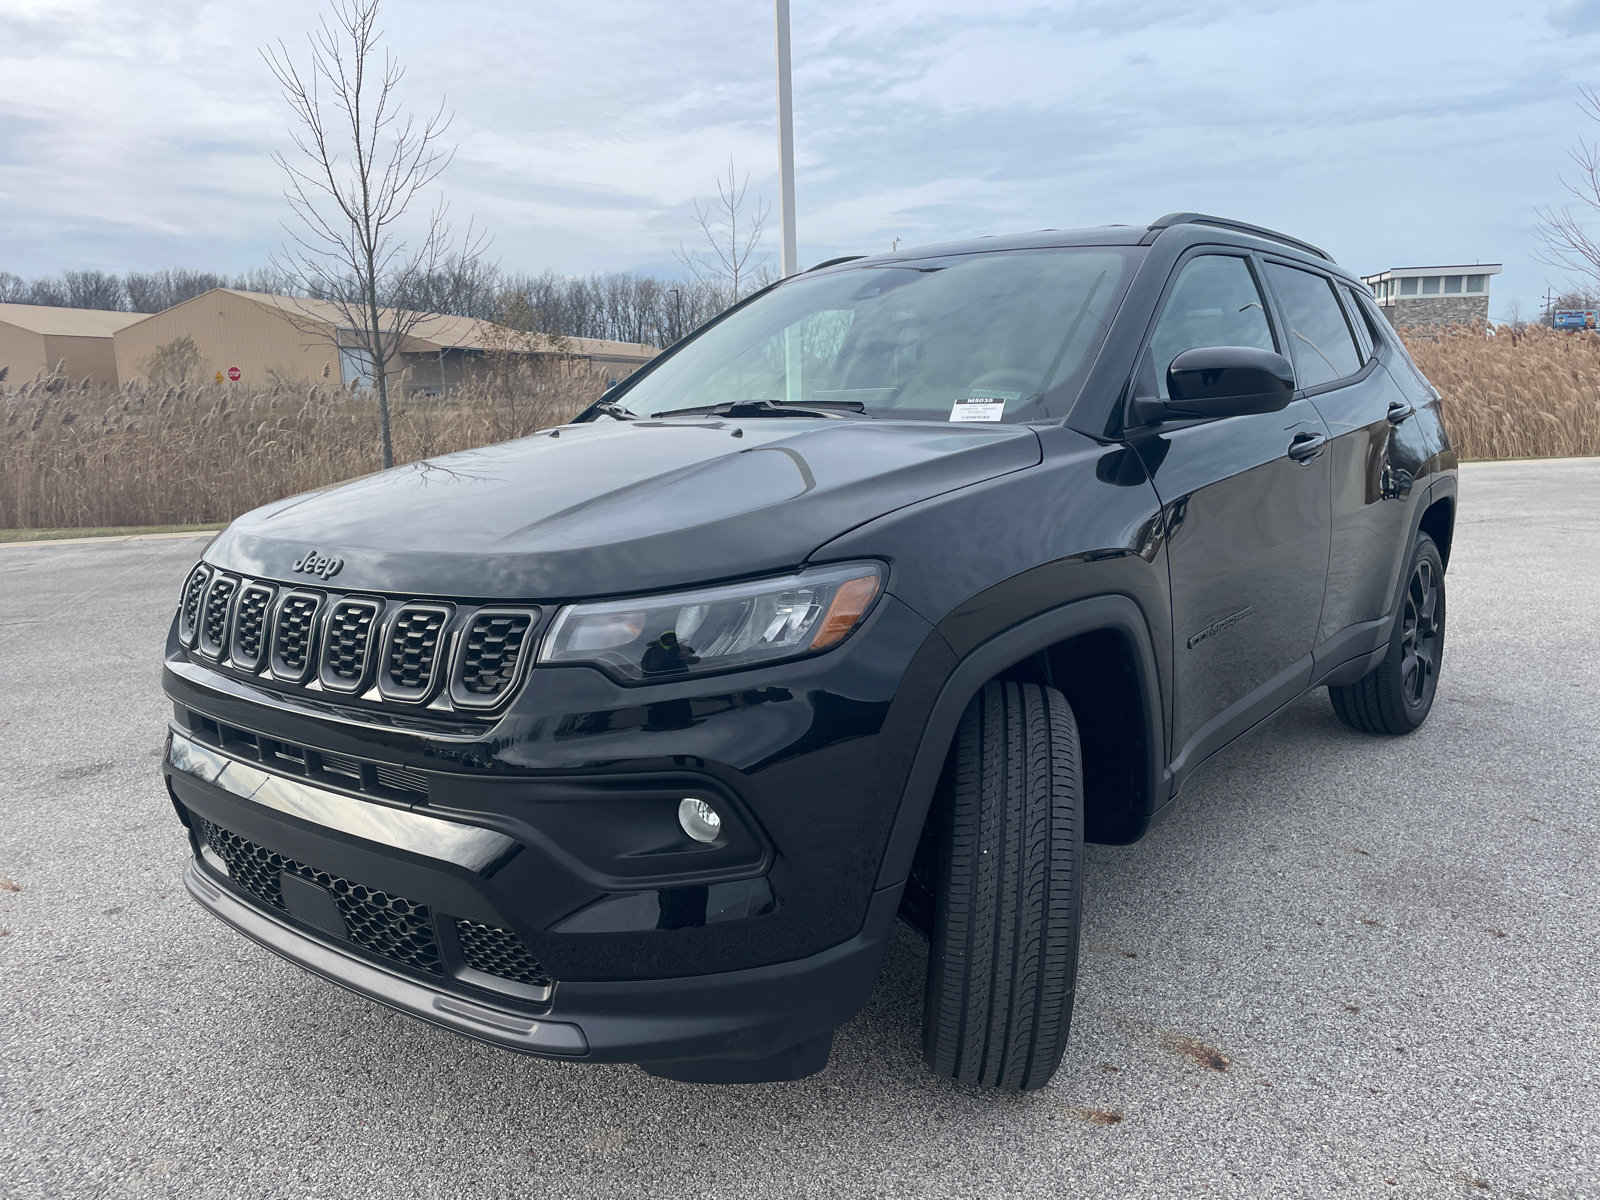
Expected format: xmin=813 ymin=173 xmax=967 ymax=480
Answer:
xmin=1127 ymin=252 xmax=1332 ymax=778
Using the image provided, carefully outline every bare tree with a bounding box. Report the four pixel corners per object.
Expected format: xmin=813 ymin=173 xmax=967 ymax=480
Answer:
xmin=263 ymin=0 xmax=485 ymax=468
xmin=676 ymin=159 xmax=771 ymax=303
xmin=125 ymin=268 xmax=233 ymax=314
xmin=1535 ymin=88 xmax=1600 ymax=296
xmin=63 ymin=270 xmax=127 ymax=311
xmin=140 ymin=336 xmax=208 ymax=387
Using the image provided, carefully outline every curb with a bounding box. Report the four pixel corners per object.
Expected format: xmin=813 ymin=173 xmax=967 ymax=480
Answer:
xmin=0 ymin=530 xmax=221 ymax=550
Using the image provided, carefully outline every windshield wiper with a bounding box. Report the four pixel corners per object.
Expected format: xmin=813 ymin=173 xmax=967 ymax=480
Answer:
xmin=650 ymin=398 xmax=866 ymax=419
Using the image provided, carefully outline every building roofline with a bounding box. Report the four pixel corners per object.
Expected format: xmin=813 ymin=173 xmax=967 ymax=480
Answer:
xmin=1360 ymin=265 xmax=1502 ymax=282
xmin=0 ymin=303 xmax=151 ymax=337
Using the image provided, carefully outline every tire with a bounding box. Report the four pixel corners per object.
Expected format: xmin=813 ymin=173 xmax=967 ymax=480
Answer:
xmin=923 ymin=680 xmax=1084 ymax=1091
xmin=1329 ymin=533 xmax=1446 ymax=736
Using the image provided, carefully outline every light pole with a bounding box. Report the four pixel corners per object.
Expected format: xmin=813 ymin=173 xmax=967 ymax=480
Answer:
xmin=774 ymin=0 xmax=798 ymax=278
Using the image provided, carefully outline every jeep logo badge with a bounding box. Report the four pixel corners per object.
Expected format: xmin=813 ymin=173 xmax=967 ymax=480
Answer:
xmin=292 ymin=550 xmax=345 ymax=580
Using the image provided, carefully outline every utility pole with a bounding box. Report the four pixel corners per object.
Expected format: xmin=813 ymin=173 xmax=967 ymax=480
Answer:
xmin=774 ymin=0 xmax=798 ymax=278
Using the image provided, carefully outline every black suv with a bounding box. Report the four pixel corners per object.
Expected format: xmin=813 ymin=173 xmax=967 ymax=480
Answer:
xmin=163 ymin=213 xmax=1456 ymax=1090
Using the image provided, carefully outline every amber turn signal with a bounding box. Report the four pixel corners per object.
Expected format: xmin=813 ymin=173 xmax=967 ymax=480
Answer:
xmin=810 ymin=573 xmax=882 ymax=649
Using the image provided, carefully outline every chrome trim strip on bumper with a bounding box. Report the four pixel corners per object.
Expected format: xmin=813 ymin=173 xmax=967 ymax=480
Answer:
xmin=183 ymin=858 xmax=585 ymax=1055
xmin=169 ymin=730 xmax=517 ymax=874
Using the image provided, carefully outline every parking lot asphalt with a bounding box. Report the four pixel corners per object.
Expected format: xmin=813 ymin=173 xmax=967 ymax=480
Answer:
xmin=2 ymin=458 xmax=1597 ymax=1200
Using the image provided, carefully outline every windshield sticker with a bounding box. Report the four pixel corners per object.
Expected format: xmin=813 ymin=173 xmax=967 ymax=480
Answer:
xmin=949 ymin=394 xmax=1011 ymax=422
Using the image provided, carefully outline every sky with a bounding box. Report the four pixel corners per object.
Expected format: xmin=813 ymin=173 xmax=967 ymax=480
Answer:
xmin=3 ymin=0 xmax=1600 ymax=319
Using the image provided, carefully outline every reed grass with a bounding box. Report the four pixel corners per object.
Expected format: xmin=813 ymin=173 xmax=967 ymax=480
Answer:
xmin=2 ymin=357 xmax=607 ymax=530
xmin=1400 ymin=323 xmax=1600 ymax=461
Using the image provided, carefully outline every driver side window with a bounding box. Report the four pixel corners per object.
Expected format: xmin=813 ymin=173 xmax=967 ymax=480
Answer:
xmin=1148 ymin=255 xmax=1276 ymax=399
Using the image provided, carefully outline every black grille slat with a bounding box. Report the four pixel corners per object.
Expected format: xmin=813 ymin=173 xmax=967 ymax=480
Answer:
xmin=455 ymin=919 xmax=551 ymax=986
xmin=453 ymin=611 xmax=535 ymax=704
xmin=179 ymin=565 xmax=211 ymax=646
xmin=381 ymin=605 xmax=451 ymax=702
xmin=373 ymin=764 xmax=428 ymax=797
xmin=232 ymin=584 xmax=275 ymax=670
xmin=194 ymin=816 xmax=443 ymax=975
xmin=317 ymin=750 xmax=363 ymax=781
xmin=197 ymin=575 xmax=237 ymax=658
xmin=321 ymin=599 xmax=380 ymax=692
xmin=271 ymin=592 xmax=323 ymax=681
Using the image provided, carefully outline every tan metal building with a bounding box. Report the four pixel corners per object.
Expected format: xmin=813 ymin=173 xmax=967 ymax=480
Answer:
xmin=0 ymin=303 xmax=150 ymax=385
xmin=113 ymin=289 xmax=658 ymax=390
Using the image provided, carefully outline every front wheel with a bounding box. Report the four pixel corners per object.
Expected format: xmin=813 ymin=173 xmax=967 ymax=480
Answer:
xmin=1329 ymin=532 xmax=1446 ymax=735
xmin=922 ymin=680 xmax=1084 ymax=1091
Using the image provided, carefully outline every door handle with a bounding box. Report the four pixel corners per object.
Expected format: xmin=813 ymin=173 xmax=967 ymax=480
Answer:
xmin=1387 ymin=400 xmax=1414 ymax=424
xmin=1287 ymin=431 xmax=1327 ymax=464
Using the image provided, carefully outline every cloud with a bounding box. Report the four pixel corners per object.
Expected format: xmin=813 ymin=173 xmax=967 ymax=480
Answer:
xmin=0 ymin=0 xmax=1590 ymax=315
xmin=1548 ymin=0 xmax=1600 ymax=33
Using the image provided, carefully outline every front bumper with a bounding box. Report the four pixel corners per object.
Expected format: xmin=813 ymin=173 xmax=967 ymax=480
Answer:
xmin=161 ymin=589 xmax=937 ymax=1071
xmin=183 ymin=851 xmax=902 ymax=1069
xmin=163 ymin=590 xmax=936 ymax=983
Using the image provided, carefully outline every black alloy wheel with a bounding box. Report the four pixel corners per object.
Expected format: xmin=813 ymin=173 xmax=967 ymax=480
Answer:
xmin=1398 ymin=554 xmax=1443 ymax=707
xmin=1329 ymin=533 xmax=1446 ymax=735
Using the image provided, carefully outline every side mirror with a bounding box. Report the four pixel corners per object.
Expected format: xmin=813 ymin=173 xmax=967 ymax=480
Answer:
xmin=1129 ymin=346 xmax=1297 ymax=426
xmin=1165 ymin=346 xmax=1296 ymax=418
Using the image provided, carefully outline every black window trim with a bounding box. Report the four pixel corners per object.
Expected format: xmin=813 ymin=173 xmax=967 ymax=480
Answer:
xmin=1257 ymin=254 xmax=1378 ymax=399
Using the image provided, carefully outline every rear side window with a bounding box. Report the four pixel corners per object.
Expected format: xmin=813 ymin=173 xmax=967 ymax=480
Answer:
xmin=1264 ymin=263 xmax=1362 ymax=388
xmin=1340 ymin=286 xmax=1376 ymax=361
xmin=1351 ymin=286 xmax=1435 ymax=395
xmin=1147 ymin=255 xmax=1276 ymax=399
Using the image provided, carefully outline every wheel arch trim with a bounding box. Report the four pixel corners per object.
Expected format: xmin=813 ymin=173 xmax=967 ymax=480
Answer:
xmin=873 ymin=593 xmax=1168 ymax=890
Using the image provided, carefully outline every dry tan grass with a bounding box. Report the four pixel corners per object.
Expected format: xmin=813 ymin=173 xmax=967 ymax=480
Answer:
xmin=1400 ymin=323 xmax=1600 ymax=461
xmin=2 ymin=356 xmax=607 ymax=530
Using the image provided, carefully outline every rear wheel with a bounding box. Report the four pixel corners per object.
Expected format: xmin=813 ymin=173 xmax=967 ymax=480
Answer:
xmin=922 ymin=680 xmax=1084 ymax=1091
xmin=1329 ymin=533 xmax=1446 ymax=735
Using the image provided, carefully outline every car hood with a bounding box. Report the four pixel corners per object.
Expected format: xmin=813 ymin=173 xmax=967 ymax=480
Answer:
xmin=205 ymin=418 xmax=1042 ymax=598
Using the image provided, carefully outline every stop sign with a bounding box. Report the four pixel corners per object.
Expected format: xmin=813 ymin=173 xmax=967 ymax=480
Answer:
xmin=227 ymin=366 xmax=241 ymax=382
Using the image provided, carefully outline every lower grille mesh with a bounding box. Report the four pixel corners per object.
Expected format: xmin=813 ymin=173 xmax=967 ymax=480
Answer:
xmin=456 ymin=920 xmax=551 ymax=986
xmin=194 ymin=816 xmax=443 ymax=975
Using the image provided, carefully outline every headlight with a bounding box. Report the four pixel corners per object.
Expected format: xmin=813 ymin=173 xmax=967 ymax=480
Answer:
xmin=539 ymin=562 xmax=883 ymax=682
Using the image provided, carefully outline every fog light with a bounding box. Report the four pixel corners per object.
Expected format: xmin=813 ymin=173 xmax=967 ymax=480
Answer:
xmin=678 ymin=798 xmax=722 ymax=844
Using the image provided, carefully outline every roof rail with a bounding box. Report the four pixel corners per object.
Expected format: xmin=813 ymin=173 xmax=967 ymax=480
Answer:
xmin=1143 ymin=213 xmax=1332 ymax=262
xmin=806 ymin=255 xmax=867 ymax=272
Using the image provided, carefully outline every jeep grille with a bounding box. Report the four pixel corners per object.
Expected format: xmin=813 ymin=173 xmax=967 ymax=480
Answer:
xmin=176 ymin=571 xmax=538 ymax=715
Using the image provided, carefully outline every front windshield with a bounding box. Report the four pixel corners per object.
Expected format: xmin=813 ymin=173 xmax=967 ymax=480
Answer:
xmin=621 ymin=247 xmax=1138 ymax=423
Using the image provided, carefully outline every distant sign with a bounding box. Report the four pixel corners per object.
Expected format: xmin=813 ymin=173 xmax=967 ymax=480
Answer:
xmin=227 ymin=366 xmax=242 ymax=382
xmin=213 ymin=371 xmax=224 ymax=383
xmin=1554 ymin=310 xmax=1597 ymax=330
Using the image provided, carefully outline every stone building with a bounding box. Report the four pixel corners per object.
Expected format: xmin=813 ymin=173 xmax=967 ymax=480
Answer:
xmin=1359 ymin=264 xmax=1501 ymax=329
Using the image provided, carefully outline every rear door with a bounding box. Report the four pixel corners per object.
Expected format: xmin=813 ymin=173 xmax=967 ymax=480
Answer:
xmin=1127 ymin=251 xmax=1332 ymax=778
xmin=1259 ymin=264 xmax=1430 ymax=663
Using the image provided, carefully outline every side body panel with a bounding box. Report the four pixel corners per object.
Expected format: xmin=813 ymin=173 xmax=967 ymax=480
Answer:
xmin=1306 ymin=351 xmax=1432 ymax=646
xmin=1132 ymin=400 xmax=1331 ymax=766
xmin=815 ymin=422 xmax=1175 ymax=878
